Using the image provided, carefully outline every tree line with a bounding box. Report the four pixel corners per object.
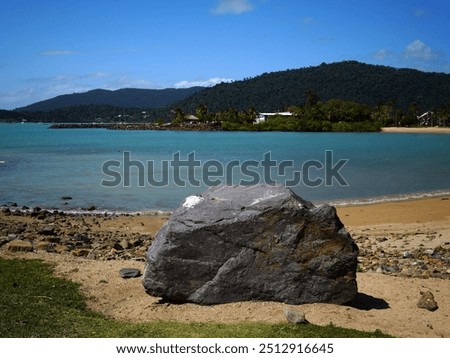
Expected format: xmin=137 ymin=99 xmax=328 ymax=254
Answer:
xmin=170 ymin=96 xmax=449 ymax=132
xmin=2 ymin=96 xmax=449 ymax=132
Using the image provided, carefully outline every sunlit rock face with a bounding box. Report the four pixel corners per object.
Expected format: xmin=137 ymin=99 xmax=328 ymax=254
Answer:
xmin=143 ymin=184 xmax=358 ymax=305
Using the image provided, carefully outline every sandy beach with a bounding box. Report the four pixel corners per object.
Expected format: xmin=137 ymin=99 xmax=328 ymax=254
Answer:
xmin=1 ymin=196 xmax=449 ymax=337
xmin=382 ymin=127 xmax=450 ymax=134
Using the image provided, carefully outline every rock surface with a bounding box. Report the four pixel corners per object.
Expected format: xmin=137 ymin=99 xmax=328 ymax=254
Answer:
xmin=284 ymin=308 xmax=309 ymax=324
xmin=0 ymin=207 xmax=160 ymax=261
xmin=143 ymin=184 xmax=359 ymax=305
xmin=6 ymin=239 xmax=33 ymax=252
xmin=119 ymin=268 xmax=142 ymax=279
xmin=417 ymin=290 xmax=439 ymax=311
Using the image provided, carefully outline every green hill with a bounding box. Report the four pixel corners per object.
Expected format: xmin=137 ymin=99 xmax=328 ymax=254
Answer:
xmin=17 ymin=87 xmax=203 ymax=112
xmin=4 ymin=61 xmax=450 ymax=125
xmin=175 ymin=61 xmax=450 ymax=112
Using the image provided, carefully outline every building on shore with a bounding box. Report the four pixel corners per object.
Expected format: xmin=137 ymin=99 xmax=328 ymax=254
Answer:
xmin=255 ymin=111 xmax=293 ymax=124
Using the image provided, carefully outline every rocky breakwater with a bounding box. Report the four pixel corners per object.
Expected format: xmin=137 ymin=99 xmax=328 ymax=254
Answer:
xmin=143 ymin=184 xmax=359 ymax=305
xmin=49 ymin=122 xmax=222 ymax=131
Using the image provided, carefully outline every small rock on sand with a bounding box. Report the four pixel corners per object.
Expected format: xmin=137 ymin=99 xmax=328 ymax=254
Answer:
xmin=284 ymin=308 xmax=309 ymax=324
xmin=119 ymin=268 xmax=142 ymax=279
xmin=6 ymin=239 xmax=33 ymax=252
xmin=417 ymin=291 xmax=438 ymax=311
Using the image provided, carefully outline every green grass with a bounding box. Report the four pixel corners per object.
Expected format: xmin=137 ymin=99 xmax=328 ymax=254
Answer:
xmin=0 ymin=258 xmax=391 ymax=338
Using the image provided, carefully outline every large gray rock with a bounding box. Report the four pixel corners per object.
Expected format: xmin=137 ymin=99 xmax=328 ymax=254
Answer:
xmin=143 ymin=184 xmax=358 ymax=305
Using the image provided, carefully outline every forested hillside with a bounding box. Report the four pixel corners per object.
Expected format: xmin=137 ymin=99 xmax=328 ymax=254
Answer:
xmin=3 ymin=61 xmax=450 ymax=127
xmin=176 ymin=61 xmax=450 ymax=112
xmin=17 ymin=87 xmax=203 ymax=112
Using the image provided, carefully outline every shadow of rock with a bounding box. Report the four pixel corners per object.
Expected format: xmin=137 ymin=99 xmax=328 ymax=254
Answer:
xmin=346 ymin=293 xmax=390 ymax=310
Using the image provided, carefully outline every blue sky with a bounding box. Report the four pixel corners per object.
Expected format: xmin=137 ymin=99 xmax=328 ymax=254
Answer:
xmin=1 ymin=0 xmax=449 ymax=109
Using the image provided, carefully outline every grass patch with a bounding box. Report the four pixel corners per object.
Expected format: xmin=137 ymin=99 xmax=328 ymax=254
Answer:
xmin=0 ymin=258 xmax=391 ymax=338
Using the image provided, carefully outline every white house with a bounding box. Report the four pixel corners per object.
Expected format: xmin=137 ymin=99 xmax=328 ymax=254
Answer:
xmin=255 ymin=111 xmax=293 ymax=124
xmin=185 ymin=114 xmax=199 ymax=121
xmin=417 ymin=111 xmax=434 ymax=126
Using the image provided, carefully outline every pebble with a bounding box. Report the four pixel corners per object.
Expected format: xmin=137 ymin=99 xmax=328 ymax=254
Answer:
xmin=284 ymin=308 xmax=309 ymax=324
xmin=6 ymin=239 xmax=33 ymax=252
xmin=417 ymin=291 xmax=439 ymax=311
xmin=120 ymin=239 xmax=130 ymax=250
xmin=38 ymin=226 xmax=56 ymax=236
xmin=402 ymin=251 xmax=414 ymax=259
xmin=72 ymin=249 xmax=91 ymax=257
xmin=119 ymin=268 xmax=142 ymax=279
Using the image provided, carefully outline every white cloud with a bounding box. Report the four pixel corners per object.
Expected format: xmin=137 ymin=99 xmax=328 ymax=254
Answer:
xmin=44 ymin=83 xmax=93 ymax=97
xmin=413 ymin=9 xmax=425 ymax=17
xmin=0 ymin=88 xmax=35 ymax=108
xmin=0 ymin=72 xmax=120 ymax=108
xmin=212 ymin=0 xmax=253 ymax=15
xmin=174 ymin=77 xmax=234 ymax=88
xmin=0 ymin=71 xmax=161 ymax=109
xmin=39 ymin=48 xmax=140 ymax=57
xmin=39 ymin=50 xmax=79 ymax=56
xmin=374 ymin=48 xmax=392 ymax=60
xmin=301 ymin=16 xmax=315 ymax=25
xmin=84 ymin=71 xmax=110 ymax=79
xmin=104 ymin=75 xmax=153 ymax=89
xmin=32 ymin=73 xmax=153 ymax=93
xmin=26 ymin=72 xmax=110 ymax=85
xmin=404 ymin=40 xmax=436 ymax=61
xmin=372 ymin=40 xmax=450 ymax=73
xmin=1 ymin=82 xmax=93 ymax=109
xmin=0 ymin=74 xmax=94 ymax=108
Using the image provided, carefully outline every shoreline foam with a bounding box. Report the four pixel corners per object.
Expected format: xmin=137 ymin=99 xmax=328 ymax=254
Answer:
xmin=328 ymin=189 xmax=450 ymax=207
xmin=2 ymin=189 xmax=450 ymax=215
xmin=0 ymin=204 xmax=172 ymax=218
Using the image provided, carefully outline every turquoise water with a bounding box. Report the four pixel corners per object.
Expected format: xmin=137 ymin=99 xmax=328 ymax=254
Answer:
xmin=0 ymin=123 xmax=449 ymax=212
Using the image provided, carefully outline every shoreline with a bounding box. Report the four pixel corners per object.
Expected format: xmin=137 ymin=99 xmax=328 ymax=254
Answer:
xmin=3 ymin=189 xmax=450 ymax=217
xmin=1 ymin=194 xmax=449 ymax=337
xmin=9 ymin=122 xmax=450 ymax=134
xmin=329 ymin=190 xmax=450 ymax=208
xmin=336 ymin=194 xmax=450 ymax=226
xmin=381 ymin=127 xmax=450 ymax=134
xmin=2 ymin=194 xmax=449 ymax=268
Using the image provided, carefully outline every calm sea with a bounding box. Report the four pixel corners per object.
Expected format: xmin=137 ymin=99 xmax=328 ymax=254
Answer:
xmin=1 ymin=123 xmax=449 ymax=212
